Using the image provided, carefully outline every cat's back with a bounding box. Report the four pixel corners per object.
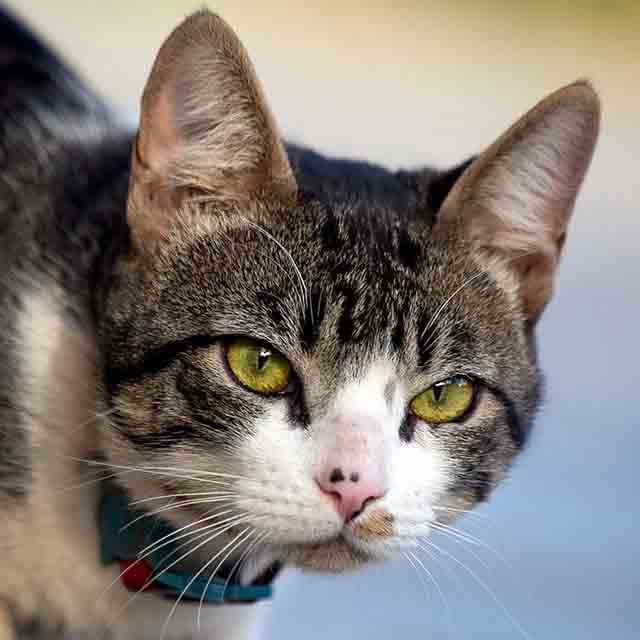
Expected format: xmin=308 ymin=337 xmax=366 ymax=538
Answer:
xmin=0 ymin=6 xmax=131 ymax=296
xmin=0 ymin=7 xmax=133 ymax=506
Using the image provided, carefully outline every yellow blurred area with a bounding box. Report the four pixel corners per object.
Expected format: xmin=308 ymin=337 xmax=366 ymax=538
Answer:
xmin=10 ymin=1 xmax=639 ymax=165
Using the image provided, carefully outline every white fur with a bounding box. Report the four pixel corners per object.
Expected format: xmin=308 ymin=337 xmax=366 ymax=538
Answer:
xmin=235 ymin=359 xmax=452 ymax=565
xmin=1 ymin=288 xmax=262 ymax=640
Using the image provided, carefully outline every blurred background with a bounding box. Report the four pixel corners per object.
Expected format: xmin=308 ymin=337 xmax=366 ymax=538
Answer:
xmin=8 ymin=1 xmax=639 ymax=638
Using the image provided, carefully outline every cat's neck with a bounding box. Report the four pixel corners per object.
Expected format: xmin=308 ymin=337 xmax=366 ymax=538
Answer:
xmin=2 ymin=285 xmax=267 ymax=640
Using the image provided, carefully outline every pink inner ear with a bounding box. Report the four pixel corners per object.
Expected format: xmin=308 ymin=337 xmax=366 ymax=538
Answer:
xmin=436 ymin=81 xmax=600 ymax=321
xmin=136 ymin=88 xmax=181 ymax=178
xmin=125 ymin=10 xmax=298 ymax=250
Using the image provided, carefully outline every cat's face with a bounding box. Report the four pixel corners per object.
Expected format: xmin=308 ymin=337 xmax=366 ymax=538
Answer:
xmin=99 ymin=11 xmax=599 ymax=576
xmin=102 ymin=200 xmax=535 ymax=571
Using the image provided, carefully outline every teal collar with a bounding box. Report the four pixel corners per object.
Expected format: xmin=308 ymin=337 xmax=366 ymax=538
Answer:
xmin=99 ymin=482 xmax=275 ymax=604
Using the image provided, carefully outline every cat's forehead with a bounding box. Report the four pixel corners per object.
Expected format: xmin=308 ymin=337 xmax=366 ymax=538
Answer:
xmin=162 ymin=197 xmax=516 ymax=375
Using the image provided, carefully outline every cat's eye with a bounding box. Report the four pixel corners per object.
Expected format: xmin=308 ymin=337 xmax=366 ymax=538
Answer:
xmin=410 ymin=376 xmax=475 ymax=424
xmin=225 ymin=338 xmax=292 ymax=395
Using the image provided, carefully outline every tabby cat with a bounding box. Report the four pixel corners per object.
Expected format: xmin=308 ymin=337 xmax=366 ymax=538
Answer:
xmin=0 ymin=7 xmax=599 ymax=640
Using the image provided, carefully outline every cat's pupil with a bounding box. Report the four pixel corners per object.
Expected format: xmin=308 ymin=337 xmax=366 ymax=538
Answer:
xmin=432 ymin=385 xmax=444 ymax=403
xmin=257 ymin=348 xmax=271 ymax=372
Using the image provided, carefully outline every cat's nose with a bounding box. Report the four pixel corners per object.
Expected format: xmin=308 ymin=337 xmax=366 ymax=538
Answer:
xmin=316 ymin=466 xmax=385 ymax=522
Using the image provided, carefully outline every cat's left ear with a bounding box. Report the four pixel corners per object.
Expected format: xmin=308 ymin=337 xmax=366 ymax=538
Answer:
xmin=127 ymin=10 xmax=297 ymax=244
xmin=436 ymin=81 xmax=600 ymax=322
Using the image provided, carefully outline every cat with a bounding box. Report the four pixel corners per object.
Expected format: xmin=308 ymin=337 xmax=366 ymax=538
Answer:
xmin=0 ymin=6 xmax=600 ymax=640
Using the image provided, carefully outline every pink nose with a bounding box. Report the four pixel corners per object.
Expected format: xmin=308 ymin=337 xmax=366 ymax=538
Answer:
xmin=316 ymin=467 xmax=385 ymax=522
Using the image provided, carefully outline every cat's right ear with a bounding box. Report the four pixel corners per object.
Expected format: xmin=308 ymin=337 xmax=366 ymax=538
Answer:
xmin=127 ymin=10 xmax=297 ymax=245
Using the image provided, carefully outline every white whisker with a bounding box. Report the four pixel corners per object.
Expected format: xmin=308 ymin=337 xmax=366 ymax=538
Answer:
xmin=197 ymin=527 xmax=260 ymax=628
xmin=432 ymin=519 xmax=513 ymax=571
xmin=95 ymin=520 xmax=232 ymax=606
xmin=242 ymin=218 xmax=308 ymax=317
xmin=420 ymin=271 xmax=486 ymax=343
xmin=417 ymin=539 xmax=531 ymax=640
xmin=106 ymin=516 xmax=257 ymax=633
xmin=431 ymin=521 xmax=488 ymax=550
xmin=160 ymin=526 xmax=253 ymax=640
xmin=406 ymin=549 xmax=454 ymax=630
xmin=137 ymin=510 xmax=246 ymax=560
xmin=223 ymin=529 xmax=267 ymax=597
xmin=129 ymin=491 xmax=239 ymax=506
xmin=120 ymin=496 xmax=237 ymax=531
xmin=68 ymin=458 xmax=238 ymax=487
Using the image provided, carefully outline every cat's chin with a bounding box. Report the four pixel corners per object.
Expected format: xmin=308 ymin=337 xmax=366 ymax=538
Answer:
xmin=279 ymin=536 xmax=381 ymax=573
xmin=249 ymin=510 xmax=399 ymax=574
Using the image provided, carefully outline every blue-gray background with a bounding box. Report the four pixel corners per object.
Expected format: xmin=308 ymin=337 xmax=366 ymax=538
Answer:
xmin=11 ymin=2 xmax=639 ymax=638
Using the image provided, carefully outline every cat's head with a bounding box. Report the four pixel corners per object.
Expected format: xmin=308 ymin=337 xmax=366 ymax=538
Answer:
xmin=99 ymin=11 xmax=599 ymax=576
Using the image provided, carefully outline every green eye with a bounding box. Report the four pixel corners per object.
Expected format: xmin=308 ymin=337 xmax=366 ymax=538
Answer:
xmin=225 ymin=338 xmax=292 ymax=395
xmin=410 ymin=376 xmax=475 ymax=424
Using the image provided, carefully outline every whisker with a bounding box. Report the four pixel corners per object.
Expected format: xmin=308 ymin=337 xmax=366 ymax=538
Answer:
xmin=420 ymin=250 xmax=538 ymax=353
xmin=196 ymin=527 xmax=260 ymax=629
xmin=402 ymin=550 xmax=434 ymax=601
xmin=68 ymin=458 xmax=238 ymax=487
xmin=241 ymin=219 xmax=308 ymax=317
xmin=69 ymin=457 xmax=237 ymax=480
xmin=137 ymin=510 xmax=246 ymax=560
xmin=129 ymin=491 xmax=239 ymax=506
xmin=137 ymin=465 xmax=245 ymax=481
xmin=430 ymin=526 xmax=493 ymax=574
xmin=405 ymin=549 xmax=454 ymax=630
xmin=95 ymin=520 xmax=234 ymax=606
xmin=223 ymin=529 xmax=267 ymax=596
xmin=160 ymin=526 xmax=254 ymax=640
xmin=416 ymin=536 xmax=464 ymax=591
xmin=66 ymin=407 xmax=119 ymax=437
xmin=417 ymin=539 xmax=531 ymax=640
xmin=106 ymin=516 xmax=257 ymax=633
xmin=120 ymin=496 xmax=237 ymax=531
xmin=56 ymin=469 xmax=136 ymax=493
xmin=432 ymin=505 xmax=490 ymax=520
xmin=431 ymin=520 xmax=513 ymax=572
xmin=420 ymin=271 xmax=486 ymax=342
xmin=431 ymin=521 xmax=489 ymax=550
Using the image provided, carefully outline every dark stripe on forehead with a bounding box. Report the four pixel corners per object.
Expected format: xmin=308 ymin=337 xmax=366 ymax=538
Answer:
xmin=258 ymin=289 xmax=285 ymax=328
xmin=390 ymin=310 xmax=405 ymax=353
xmin=395 ymin=228 xmax=420 ymax=270
xmin=336 ymin=283 xmax=359 ymax=343
xmin=299 ymin=288 xmax=326 ymax=352
xmin=416 ymin=307 xmax=438 ymax=370
xmin=319 ymin=211 xmax=341 ymax=251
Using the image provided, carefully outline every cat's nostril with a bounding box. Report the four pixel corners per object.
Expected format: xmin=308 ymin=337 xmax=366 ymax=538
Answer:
xmin=316 ymin=473 xmax=385 ymax=522
xmin=329 ymin=468 xmax=345 ymax=483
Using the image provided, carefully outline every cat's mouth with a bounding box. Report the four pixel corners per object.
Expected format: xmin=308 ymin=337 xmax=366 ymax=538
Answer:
xmin=273 ymin=509 xmax=396 ymax=572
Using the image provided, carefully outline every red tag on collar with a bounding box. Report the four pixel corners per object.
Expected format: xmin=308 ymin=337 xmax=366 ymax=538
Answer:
xmin=119 ymin=559 xmax=155 ymax=592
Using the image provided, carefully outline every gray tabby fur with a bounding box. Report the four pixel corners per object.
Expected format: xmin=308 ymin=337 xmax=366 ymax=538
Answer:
xmin=0 ymin=7 xmax=599 ymax=640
